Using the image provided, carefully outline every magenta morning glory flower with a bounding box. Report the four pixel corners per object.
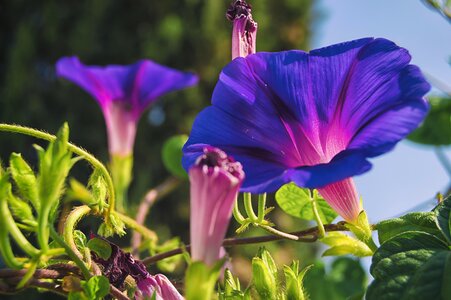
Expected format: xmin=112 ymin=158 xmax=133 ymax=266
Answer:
xmin=189 ymin=147 xmax=244 ymax=266
xmin=226 ymin=0 xmax=258 ymax=59
xmin=136 ymin=274 xmax=183 ymax=300
xmin=183 ymin=38 xmax=430 ymax=222
xmin=56 ymin=56 xmax=198 ymax=157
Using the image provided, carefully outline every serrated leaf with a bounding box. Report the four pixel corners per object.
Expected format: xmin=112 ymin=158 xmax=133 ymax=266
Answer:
xmin=162 ymin=135 xmax=188 ymax=179
xmin=377 ymin=212 xmax=443 ymax=244
xmin=275 ymin=183 xmax=337 ymax=223
xmin=87 ymin=238 xmax=112 ymax=260
xmin=434 ymin=195 xmax=451 ymax=243
xmin=9 ymin=153 xmax=39 ymax=210
xmin=321 ymin=232 xmax=373 ymax=257
xmin=83 ymin=275 xmax=110 ymax=299
xmin=408 ymin=97 xmax=451 ymax=146
xmin=367 ymin=231 xmax=451 ymax=300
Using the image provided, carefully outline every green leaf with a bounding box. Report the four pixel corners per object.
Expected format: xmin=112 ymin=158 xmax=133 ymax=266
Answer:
xmin=408 ymin=97 xmax=451 ymax=146
xmin=9 ymin=153 xmax=39 ymax=210
xmin=154 ymin=237 xmax=182 ymax=273
xmin=67 ymin=179 xmax=94 ymax=205
xmin=252 ymin=257 xmax=277 ymax=300
xmin=275 ymin=183 xmax=337 ymax=223
xmin=83 ymin=276 xmax=110 ymax=300
xmin=185 ymin=260 xmax=223 ymax=300
xmin=87 ymin=238 xmax=112 ymax=260
xmin=377 ymin=212 xmax=443 ymax=244
xmin=345 ymin=210 xmax=375 ymax=249
xmin=304 ymin=258 xmax=367 ymax=300
xmin=73 ymin=230 xmax=88 ymax=250
xmin=219 ymin=269 xmax=248 ymax=299
xmin=283 ymin=261 xmax=311 ymax=300
xmin=6 ymin=193 xmax=36 ymax=227
xmin=88 ymin=169 xmax=108 ymax=211
xmin=434 ymin=195 xmax=451 ymax=243
xmin=161 ymin=134 xmax=188 ymax=179
xmin=367 ymin=231 xmax=451 ymax=300
xmin=37 ymin=123 xmax=75 ymax=214
xmin=321 ymin=232 xmax=373 ymax=257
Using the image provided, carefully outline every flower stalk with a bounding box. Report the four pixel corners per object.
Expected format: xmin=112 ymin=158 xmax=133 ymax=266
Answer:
xmin=310 ymin=190 xmax=326 ymax=238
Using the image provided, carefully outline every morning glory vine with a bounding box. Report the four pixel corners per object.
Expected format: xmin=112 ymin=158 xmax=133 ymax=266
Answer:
xmin=0 ymin=1 xmax=449 ymax=300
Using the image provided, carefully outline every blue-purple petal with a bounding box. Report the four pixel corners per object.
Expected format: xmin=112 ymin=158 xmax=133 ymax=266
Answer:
xmin=56 ymin=56 xmax=198 ymax=112
xmin=183 ymin=38 xmax=430 ymax=193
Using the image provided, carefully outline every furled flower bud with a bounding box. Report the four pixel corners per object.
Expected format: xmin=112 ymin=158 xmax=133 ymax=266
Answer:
xmin=189 ymin=147 xmax=244 ymax=266
xmin=227 ymin=0 xmax=258 ymax=59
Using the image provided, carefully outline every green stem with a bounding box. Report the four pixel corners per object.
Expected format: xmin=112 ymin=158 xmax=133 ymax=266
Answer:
xmin=46 ymin=248 xmax=66 ymax=257
xmin=243 ymin=193 xmax=258 ymax=221
xmin=233 ymin=198 xmax=246 ymax=224
xmin=63 ymin=205 xmax=92 ymax=261
xmin=257 ymin=193 xmax=267 ymax=223
xmin=109 ymin=155 xmax=133 ymax=213
xmin=364 ymin=236 xmax=378 ymax=252
xmin=310 ymin=190 xmax=326 ymax=238
xmin=0 ymin=218 xmax=22 ymax=269
xmin=0 ymin=195 xmax=39 ymax=257
xmin=37 ymin=204 xmax=51 ymax=252
xmin=16 ymin=258 xmax=38 ymax=289
xmin=258 ymin=225 xmax=300 ymax=241
xmin=116 ymin=212 xmax=158 ymax=241
xmin=0 ymin=124 xmax=116 ymax=216
xmin=49 ymin=227 xmax=91 ymax=279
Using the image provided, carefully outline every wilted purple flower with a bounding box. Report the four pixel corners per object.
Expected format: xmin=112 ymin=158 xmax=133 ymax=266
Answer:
xmin=226 ymin=0 xmax=257 ymax=59
xmin=91 ymin=238 xmax=182 ymax=299
xmin=56 ymin=57 xmax=198 ymax=156
xmin=183 ymin=38 xmax=430 ymax=222
xmin=189 ymin=147 xmax=244 ymax=266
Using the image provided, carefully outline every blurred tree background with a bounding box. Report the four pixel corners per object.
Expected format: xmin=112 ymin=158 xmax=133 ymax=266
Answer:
xmin=0 ymin=1 xmax=369 ymax=299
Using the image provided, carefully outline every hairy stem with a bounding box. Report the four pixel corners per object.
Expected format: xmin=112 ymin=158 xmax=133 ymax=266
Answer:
xmin=63 ymin=206 xmax=91 ymax=261
xmin=0 ymin=124 xmax=116 ymax=216
xmin=49 ymin=227 xmax=91 ymax=279
xmin=0 ymin=195 xmax=39 ymax=257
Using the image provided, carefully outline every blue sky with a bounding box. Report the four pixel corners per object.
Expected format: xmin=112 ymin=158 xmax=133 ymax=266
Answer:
xmin=315 ymin=0 xmax=451 ymax=222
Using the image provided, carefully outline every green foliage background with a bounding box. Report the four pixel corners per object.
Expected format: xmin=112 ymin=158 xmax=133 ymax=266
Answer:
xmin=0 ymin=1 xmax=328 ymax=299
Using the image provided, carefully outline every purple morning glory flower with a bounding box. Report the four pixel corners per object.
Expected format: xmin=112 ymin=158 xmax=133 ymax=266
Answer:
xmin=226 ymin=0 xmax=258 ymax=59
xmin=183 ymin=38 xmax=430 ymax=222
xmin=56 ymin=56 xmax=198 ymax=156
xmin=189 ymin=147 xmax=244 ymax=266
